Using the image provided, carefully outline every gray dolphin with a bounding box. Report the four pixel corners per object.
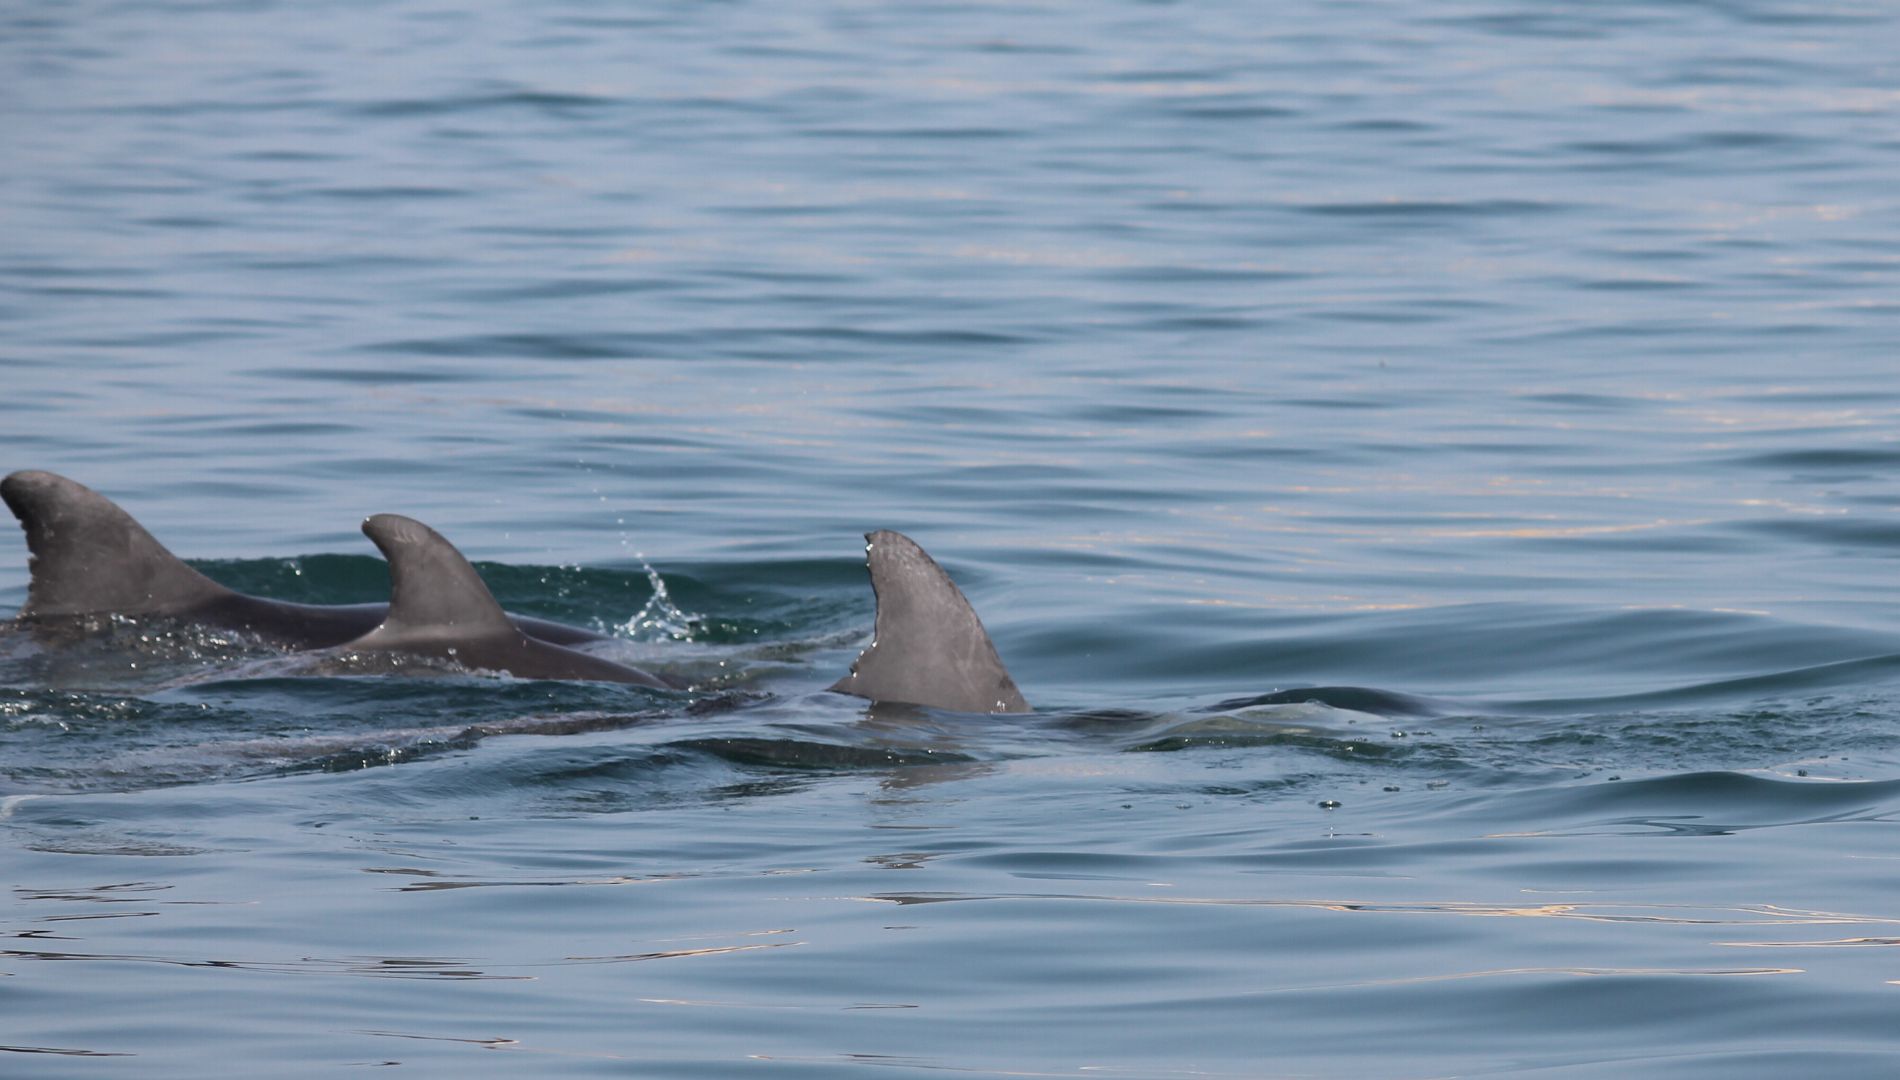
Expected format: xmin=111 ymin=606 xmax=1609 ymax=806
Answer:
xmin=4 ymin=470 xmax=1029 ymax=708
xmin=338 ymin=514 xmax=669 ymax=687
xmin=830 ymin=530 xmax=1030 ymax=714
xmin=1 ymin=470 xmax=606 ymax=648
xmin=330 ymin=518 xmax=1028 ymax=705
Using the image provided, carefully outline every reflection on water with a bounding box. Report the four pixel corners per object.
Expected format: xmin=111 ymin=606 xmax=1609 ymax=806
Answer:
xmin=865 ymin=893 xmax=1900 ymax=927
xmin=0 ymin=1045 xmax=135 ymax=1059
xmin=9 ymin=0 xmax=1900 ymax=1074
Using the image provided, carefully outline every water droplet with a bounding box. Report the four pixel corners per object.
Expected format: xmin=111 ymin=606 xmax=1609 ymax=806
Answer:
xmin=613 ymin=557 xmax=702 ymax=641
xmin=1318 ymin=799 xmax=1341 ymax=810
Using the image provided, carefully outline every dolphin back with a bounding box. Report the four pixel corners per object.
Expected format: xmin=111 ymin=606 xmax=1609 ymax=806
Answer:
xmin=2 ymin=469 xmax=234 ymax=619
xmin=346 ymin=513 xmax=668 ymax=688
xmin=830 ymin=530 xmax=1030 ymax=714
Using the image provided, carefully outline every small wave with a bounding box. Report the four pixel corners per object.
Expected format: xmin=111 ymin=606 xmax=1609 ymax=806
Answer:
xmin=1454 ymin=770 xmax=1900 ymax=839
xmin=258 ymin=366 xmax=473 ymax=385
xmin=1203 ymin=686 xmax=1447 ymax=717
xmin=1497 ymin=653 xmax=1900 ymax=713
xmin=1725 ymin=447 xmax=1900 ymax=471
xmin=1159 ymin=102 xmax=1297 ymax=122
xmin=672 ymin=736 xmax=977 ymax=771
xmin=1295 ymin=198 xmax=1572 ymax=219
xmin=348 ymin=90 xmax=619 ymax=118
xmin=1735 ymin=517 xmax=1900 ymax=549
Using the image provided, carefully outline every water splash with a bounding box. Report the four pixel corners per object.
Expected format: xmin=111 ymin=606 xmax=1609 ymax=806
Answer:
xmin=614 ymin=556 xmax=701 ymax=642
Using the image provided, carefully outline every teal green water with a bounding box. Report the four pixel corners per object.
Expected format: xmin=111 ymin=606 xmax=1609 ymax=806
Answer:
xmin=8 ymin=1 xmax=1900 ymax=1075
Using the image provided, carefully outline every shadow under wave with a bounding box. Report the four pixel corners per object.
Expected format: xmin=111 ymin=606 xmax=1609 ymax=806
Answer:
xmin=1420 ymin=769 xmax=1900 ymax=839
xmin=1493 ymin=652 xmax=1900 ymax=715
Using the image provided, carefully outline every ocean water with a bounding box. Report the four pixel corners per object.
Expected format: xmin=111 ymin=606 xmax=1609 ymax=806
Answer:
xmin=6 ymin=0 xmax=1900 ymax=1074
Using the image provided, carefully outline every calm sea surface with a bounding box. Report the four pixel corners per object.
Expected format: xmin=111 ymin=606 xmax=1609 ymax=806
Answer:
xmin=6 ymin=1 xmax=1900 ymax=1075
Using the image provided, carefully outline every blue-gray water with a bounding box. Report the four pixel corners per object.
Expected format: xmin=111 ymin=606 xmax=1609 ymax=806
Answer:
xmin=6 ymin=1 xmax=1900 ymax=1075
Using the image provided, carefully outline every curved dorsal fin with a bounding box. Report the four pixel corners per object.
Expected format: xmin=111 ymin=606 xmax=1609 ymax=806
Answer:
xmin=2 ymin=469 xmax=233 ymax=618
xmin=830 ymin=530 xmax=1030 ymax=714
xmin=349 ymin=513 xmax=670 ymax=688
xmin=357 ymin=513 xmax=516 ymax=642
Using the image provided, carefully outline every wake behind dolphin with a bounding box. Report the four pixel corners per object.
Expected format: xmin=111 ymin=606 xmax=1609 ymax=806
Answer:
xmin=2 ymin=470 xmax=1030 ymax=714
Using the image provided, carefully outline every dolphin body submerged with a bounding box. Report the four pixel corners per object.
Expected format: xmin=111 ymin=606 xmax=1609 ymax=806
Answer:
xmin=342 ymin=512 xmax=670 ymax=688
xmin=0 ymin=470 xmax=607 ymax=650
xmin=2 ymin=470 xmax=1030 ymax=714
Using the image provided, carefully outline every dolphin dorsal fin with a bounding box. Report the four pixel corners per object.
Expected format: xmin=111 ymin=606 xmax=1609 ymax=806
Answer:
xmin=830 ymin=530 xmax=1030 ymax=714
xmin=357 ymin=514 xmax=517 ymax=642
xmin=2 ymin=469 xmax=233 ymax=618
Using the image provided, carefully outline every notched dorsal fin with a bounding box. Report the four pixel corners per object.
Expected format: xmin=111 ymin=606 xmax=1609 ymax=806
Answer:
xmin=356 ymin=513 xmax=517 ymax=642
xmin=830 ymin=530 xmax=1030 ymax=714
xmin=2 ymin=469 xmax=233 ymax=618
